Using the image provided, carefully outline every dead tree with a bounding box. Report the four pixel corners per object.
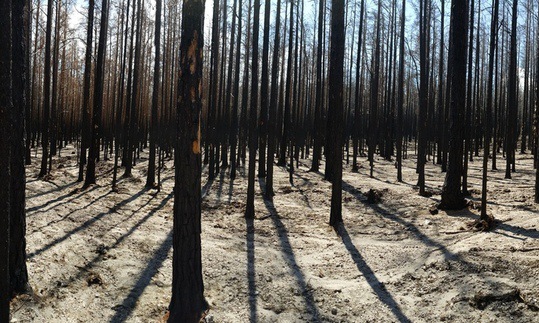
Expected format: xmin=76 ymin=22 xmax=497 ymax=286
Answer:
xmin=328 ymin=0 xmax=345 ymax=226
xmin=84 ymin=0 xmax=110 ymax=186
xmin=440 ymin=0 xmax=469 ymax=210
xmin=167 ymin=0 xmax=208 ymax=320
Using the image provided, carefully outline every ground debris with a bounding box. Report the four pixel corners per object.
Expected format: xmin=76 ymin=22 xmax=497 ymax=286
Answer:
xmin=87 ymin=272 xmax=104 ymax=286
xmin=453 ymin=289 xmax=539 ymax=311
xmin=364 ymin=188 xmax=385 ymax=204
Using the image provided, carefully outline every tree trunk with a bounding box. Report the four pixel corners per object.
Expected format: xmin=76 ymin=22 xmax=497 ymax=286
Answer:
xmin=10 ymin=0 xmax=30 ymax=296
xmin=265 ymin=0 xmax=281 ymax=199
xmin=310 ymin=0 xmax=325 ymax=172
xmin=329 ymin=0 xmax=345 ymax=226
xmin=39 ymin=0 xmax=54 ymax=177
xmin=481 ymin=0 xmax=499 ymax=220
xmin=146 ymin=0 xmax=162 ymax=188
xmin=258 ymin=0 xmax=271 ymax=178
xmin=84 ymin=0 xmax=110 ymax=187
xmin=167 ymin=0 xmax=208 ymax=320
xmin=229 ymin=0 xmax=242 ymax=180
xmin=245 ymin=0 xmax=261 ymax=218
xmin=440 ymin=0 xmax=469 ymax=210
xmin=78 ymin=0 xmax=95 ymax=182
xmin=505 ymin=0 xmax=518 ymax=179
xmin=0 ymin=1 xmax=12 ymax=319
xmin=396 ymin=0 xmax=406 ymax=182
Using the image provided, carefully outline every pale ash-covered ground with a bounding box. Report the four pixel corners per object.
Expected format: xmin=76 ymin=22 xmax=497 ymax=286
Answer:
xmin=10 ymin=144 xmax=539 ymax=323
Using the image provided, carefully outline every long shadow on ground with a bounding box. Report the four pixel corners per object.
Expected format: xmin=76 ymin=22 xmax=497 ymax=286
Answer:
xmin=335 ymin=224 xmax=412 ymax=323
xmin=109 ymin=229 xmax=173 ymax=323
xmin=246 ymin=217 xmax=257 ymax=322
xmin=260 ymin=180 xmax=321 ymax=322
xmin=28 ymin=187 xmax=150 ymax=259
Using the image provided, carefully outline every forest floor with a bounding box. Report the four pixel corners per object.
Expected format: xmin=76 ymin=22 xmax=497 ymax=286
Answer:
xmin=10 ymin=144 xmax=539 ymax=323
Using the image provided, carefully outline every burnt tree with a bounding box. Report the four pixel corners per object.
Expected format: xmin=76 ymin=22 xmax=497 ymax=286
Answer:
xmin=167 ymin=0 xmax=209 ymax=321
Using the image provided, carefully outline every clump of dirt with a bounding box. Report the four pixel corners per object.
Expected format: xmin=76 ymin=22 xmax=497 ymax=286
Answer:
xmin=87 ymin=272 xmax=104 ymax=286
xmin=365 ymin=188 xmax=384 ymax=203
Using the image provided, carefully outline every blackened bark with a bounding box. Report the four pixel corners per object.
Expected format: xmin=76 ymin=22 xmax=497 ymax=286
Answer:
xmin=505 ymin=0 xmax=518 ymax=179
xmin=535 ymin=0 xmax=539 ymax=203
xmin=168 ymin=0 xmax=208 ymax=320
xmin=146 ymin=0 xmax=162 ymax=188
xmin=368 ymin=1 xmax=382 ymax=178
xmin=85 ymin=0 xmax=110 ymax=187
xmin=266 ymin=0 xmax=282 ymax=199
xmin=207 ymin=0 xmax=220 ymax=180
xmin=310 ymin=0 xmax=325 ymax=172
xmin=279 ymin=1 xmax=294 ymax=167
xmin=396 ymin=0 xmax=406 ymax=182
xmin=229 ymin=0 xmax=242 ymax=180
xmin=246 ymin=0 xmax=261 ymax=218
xmin=352 ymin=0 xmax=365 ymax=173
xmin=418 ymin=0 xmax=429 ymax=195
xmin=0 ymin=1 xmax=12 ymax=319
xmin=78 ymin=0 xmax=95 ymax=182
xmin=39 ymin=0 xmax=54 ymax=177
xmin=440 ymin=0 xmax=469 ymax=210
xmin=329 ymin=0 xmax=345 ymax=226
xmin=481 ymin=0 xmax=499 ymax=218
xmin=258 ymin=0 xmax=271 ymax=178
xmin=10 ymin=0 xmax=30 ymax=296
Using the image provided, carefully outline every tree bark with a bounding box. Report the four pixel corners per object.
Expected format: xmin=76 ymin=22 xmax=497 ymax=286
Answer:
xmin=10 ymin=0 xmax=30 ymax=296
xmin=146 ymin=0 xmax=162 ymax=188
xmin=440 ymin=0 xmax=469 ymax=210
xmin=168 ymin=0 xmax=208 ymax=320
xmin=39 ymin=0 xmax=54 ymax=177
xmin=265 ymin=0 xmax=281 ymax=199
xmin=78 ymin=0 xmax=95 ymax=182
xmin=0 ymin=1 xmax=12 ymax=319
xmin=84 ymin=0 xmax=110 ymax=187
xmin=329 ymin=0 xmax=345 ymax=226
xmin=245 ymin=0 xmax=261 ymax=218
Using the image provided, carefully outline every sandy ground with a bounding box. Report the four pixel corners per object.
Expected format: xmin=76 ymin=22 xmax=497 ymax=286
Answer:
xmin=10 ymin=144 xmax=539 ymax=323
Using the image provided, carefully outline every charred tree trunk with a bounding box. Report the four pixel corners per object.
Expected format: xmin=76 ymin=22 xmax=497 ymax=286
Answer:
xmin=329 ymin=0 xmax=345 ymax=226
xmin=265 ymin=0 xmax=281 ymax=198
xmin=0 ymin=0 xmax=13 ymax=319
xmin=229 ymin=0 xmax=242 ymax=180
xmin=396 ymin=0 xmax=406 ymax=182
xmin=352 ymin=0 xmax=365 ymax=173
xmin=440 ymin=0 xmax=469 ymax=210
xmin=78 ymin=0 xmax=94 ymax=182
xmin=505 ymin=0 xmax=518 ymax=179
xmin=245 ymin=0 xmax=260 ymax=219
xmin=39 ymin=0 xmax=54 ymax=177
xmin=481 ymin=0 xmax=499 ymax=221
xmin=167 ymin=0 xmax=208 ymax=320
xmin=84 ymin=0 xmax=109 ymax=187
xmin=10 ymin=0 xmax=30 ymax=296
xmin=258 ymin=0 xmax=271 ymax=178
xmin=146 ymin=0 xmax=162 ymax=188
xmin=368 ymin=1 xmax=382 ymax=178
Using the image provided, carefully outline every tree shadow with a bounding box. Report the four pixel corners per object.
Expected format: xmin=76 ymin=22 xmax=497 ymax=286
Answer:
xmin=201 ymin=175 xmax=215 ymax=200
xmin=28 ymin=187 xmax=150 ymax=259
xmin=109 ymin=229 xmax=173 ymax=323
xmin=493 ymin=222 xmax=538 ymax=240
xmin=245 ymin=217 xmax=257 ymax=323
xmin=335 ymin=224 xmax=412 ymax=323
xmin=27 ymin=180 xmax=78 ymax=199
xmin=261 ymin=196 xmax=321 ymax=322
xmin=27 ymin=184 xmax=99 ymax=214
xmin=341 ymin=180 xmax=474 ymax=266
xmin=216 ymin=171 xmax=226 ymax=203
xmin=47 ymin=192 xmax=174 ymax=306
xmin=29 ymin=189 xmax=113 ymax=234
